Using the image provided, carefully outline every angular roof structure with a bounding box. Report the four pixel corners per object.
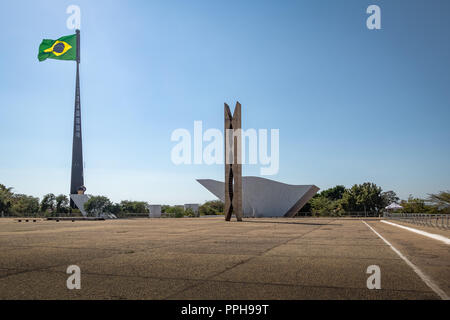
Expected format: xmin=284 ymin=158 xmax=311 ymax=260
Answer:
xmin=197 ymin=176 xmax=319 ymax=217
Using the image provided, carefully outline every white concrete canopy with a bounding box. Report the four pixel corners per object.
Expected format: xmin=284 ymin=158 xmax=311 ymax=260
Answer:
xmin=197 ymin=176 xmax=319 ymax=217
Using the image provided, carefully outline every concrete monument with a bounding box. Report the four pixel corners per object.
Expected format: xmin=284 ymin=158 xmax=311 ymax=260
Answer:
xmin=224 ymin=102 xmax=243 ymax=222
xmin=198 ymin=177 xmax=319 ymax=218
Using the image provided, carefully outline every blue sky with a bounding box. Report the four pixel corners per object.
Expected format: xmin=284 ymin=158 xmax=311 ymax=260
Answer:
xmin=0 ymin=0 xmax=449 ymax=204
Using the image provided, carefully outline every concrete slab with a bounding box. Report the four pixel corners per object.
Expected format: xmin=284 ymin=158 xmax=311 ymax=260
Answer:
xmin=211 ymin=255 xmax=435 ymax=292
xmin=366 ymin=220 xmax=450 ymax=297
xmin=0 ymin=270 xmax=198 ymax=300
xmin=51 ymin=249 xmax=251 ymax=281
xmin=168 ymin=280 xmax=437 ymax=300
xmin=0 ymin=217 xmax=447 ymax=299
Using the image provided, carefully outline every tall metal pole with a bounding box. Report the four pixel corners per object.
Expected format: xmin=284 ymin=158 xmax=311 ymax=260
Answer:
xmin=70 ymin=29 xmax=84 ymax=208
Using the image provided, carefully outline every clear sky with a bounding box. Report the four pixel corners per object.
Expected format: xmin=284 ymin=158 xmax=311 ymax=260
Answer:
xmin=0 ymin=0 xmax=449 ymax=204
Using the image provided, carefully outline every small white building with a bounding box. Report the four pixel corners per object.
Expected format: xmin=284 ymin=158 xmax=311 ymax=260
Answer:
xmin=147 ymin=205 xmax=162 ymax=218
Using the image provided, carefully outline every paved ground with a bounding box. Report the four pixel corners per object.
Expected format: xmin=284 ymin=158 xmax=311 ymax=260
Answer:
xmin=0 ymin=217 xmax=448 ymax=300
xmin=383 ymin=219 xmax=450 ymax=238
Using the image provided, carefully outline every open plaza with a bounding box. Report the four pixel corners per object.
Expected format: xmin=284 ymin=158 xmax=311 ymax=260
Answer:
xmin=0 ymin=217 xmax=448 ymax=300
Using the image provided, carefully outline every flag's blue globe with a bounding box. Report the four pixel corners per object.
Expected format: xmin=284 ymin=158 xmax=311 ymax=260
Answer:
xmin=53 ymin=42 xmax=65 ymax=53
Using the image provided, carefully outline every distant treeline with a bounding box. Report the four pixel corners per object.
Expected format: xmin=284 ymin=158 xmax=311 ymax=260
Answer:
xmin=1 ymin=183 xmax=448 ymax=217
xmin=0 ymin=183 xmax=225 ymax=217
xmin=0 ymin=186 xmax=151 ymax=217
xmin=297 ymin=183 xmax=450 ymax=216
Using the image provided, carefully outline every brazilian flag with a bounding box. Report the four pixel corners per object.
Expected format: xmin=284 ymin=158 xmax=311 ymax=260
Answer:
xmin=38 ymin=34 xmax=77 ymax=62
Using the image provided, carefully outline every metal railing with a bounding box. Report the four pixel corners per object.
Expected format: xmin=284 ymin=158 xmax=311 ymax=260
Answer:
xmin=383 ymin=213 xmax=450 ymax=229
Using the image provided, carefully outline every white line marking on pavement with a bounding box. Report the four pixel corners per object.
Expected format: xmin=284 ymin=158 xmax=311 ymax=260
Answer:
xmin=381 ymin=220 xmax=450 ymax=245
xmin=362 ymin=221 xmax=449 ymax=300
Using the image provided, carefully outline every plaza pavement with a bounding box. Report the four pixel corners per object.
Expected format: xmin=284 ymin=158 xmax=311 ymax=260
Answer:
xmin=0 ymin=217 xmax=448 ymax=300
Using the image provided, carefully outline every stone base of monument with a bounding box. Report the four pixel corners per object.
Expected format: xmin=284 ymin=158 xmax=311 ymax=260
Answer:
xmin=70 ymin=194 xmax=91 ymax=217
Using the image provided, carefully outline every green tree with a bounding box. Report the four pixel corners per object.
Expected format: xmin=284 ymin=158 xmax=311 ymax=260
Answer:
xmin=427 ymin=191 xmax=450 ymax=213
xmin=297 ymin=185 xmax=347 ymax=216
xmin=310 ymin=197 xmax=342 ymax=216
xmin=340 ymin=183 xmax=384 ymax=214
xmin=11 ymin=194 xmax=40 ymax=215
xmin=108 ymin=203 xmax=122 ymax=215
xmin=40 ymin=193 xmax=56 ymax=213
xmin=400 ymin=196 xmax=430 ymax=213
xmin=132 ymin=201 xmax=149 ymax=213
xmin=120 ymin=201 xmax=149 ymax=214
xmin=205 ymin=200 xmax=223 ymax=213
xmin=0 ymin=184 xmax=14 ymax=215
xmin=84 ymin=196 xmax=112 ymax=217
xmin=199 ymin=200 xmax=224 ymax=216
xmin=184 ymin=208 xmax=195 ymax=217
xmin=162 ymin=205 xmax=185 ymax=217
xmin=199 ymin=204 xmax=216 ymax=216
xmin=55 ymin=194 xmax=70 ymax=214
xmin=174 ymin=209 xmax=185 ymax=218
xmin=120 ymin=200 xmax=135 ymax=213
xmin=381 ymin=190 xmax=400 ymax=208
xmin=320 ymin=185 xmax=346 ymax=201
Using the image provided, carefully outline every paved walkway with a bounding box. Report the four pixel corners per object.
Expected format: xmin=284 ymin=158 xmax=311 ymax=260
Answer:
xmin=0 ymin=217 xmax=448 ymax=299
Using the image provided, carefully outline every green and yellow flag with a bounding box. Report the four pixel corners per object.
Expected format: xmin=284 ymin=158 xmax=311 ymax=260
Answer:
xmin=38 ymin=34 xmax=77 ymax=62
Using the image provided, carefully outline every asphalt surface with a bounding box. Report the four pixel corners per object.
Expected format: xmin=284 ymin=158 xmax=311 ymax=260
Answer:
xmin=0 ymin=217 xmax=448 ymax=299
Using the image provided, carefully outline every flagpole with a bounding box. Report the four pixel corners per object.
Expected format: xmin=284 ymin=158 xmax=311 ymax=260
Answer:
xmin=70 ymin=29 xmax=84 ymax=208
xmin=76 ymin=29 xmax=80 ymax=64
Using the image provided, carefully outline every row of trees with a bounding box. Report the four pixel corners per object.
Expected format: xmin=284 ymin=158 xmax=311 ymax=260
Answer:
xmin=198 ymin=200 xmax=224 ymax=216
xmin=0 ymin=184 xmax=151 ymax=217
xmin=1 ymin=183 xmax=448 ymax=217
xmin=0 ymin=183 xmax=225 ymax=218
xmin=161 ymin=205 xmax=198 ymax=218
xmin=83 ymin=198 xmax=224 ymax=217
xmin=79 ymin=197 xmax=150 ymax=217
xmin=299 ymin=183 xmax=450 ymax=216
xmin=0 ymin=184 xmax=70 ymax=216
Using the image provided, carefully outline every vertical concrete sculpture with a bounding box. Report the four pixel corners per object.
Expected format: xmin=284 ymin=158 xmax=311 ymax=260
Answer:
xmin=224 ymin=102 xmax=243 ymax=222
